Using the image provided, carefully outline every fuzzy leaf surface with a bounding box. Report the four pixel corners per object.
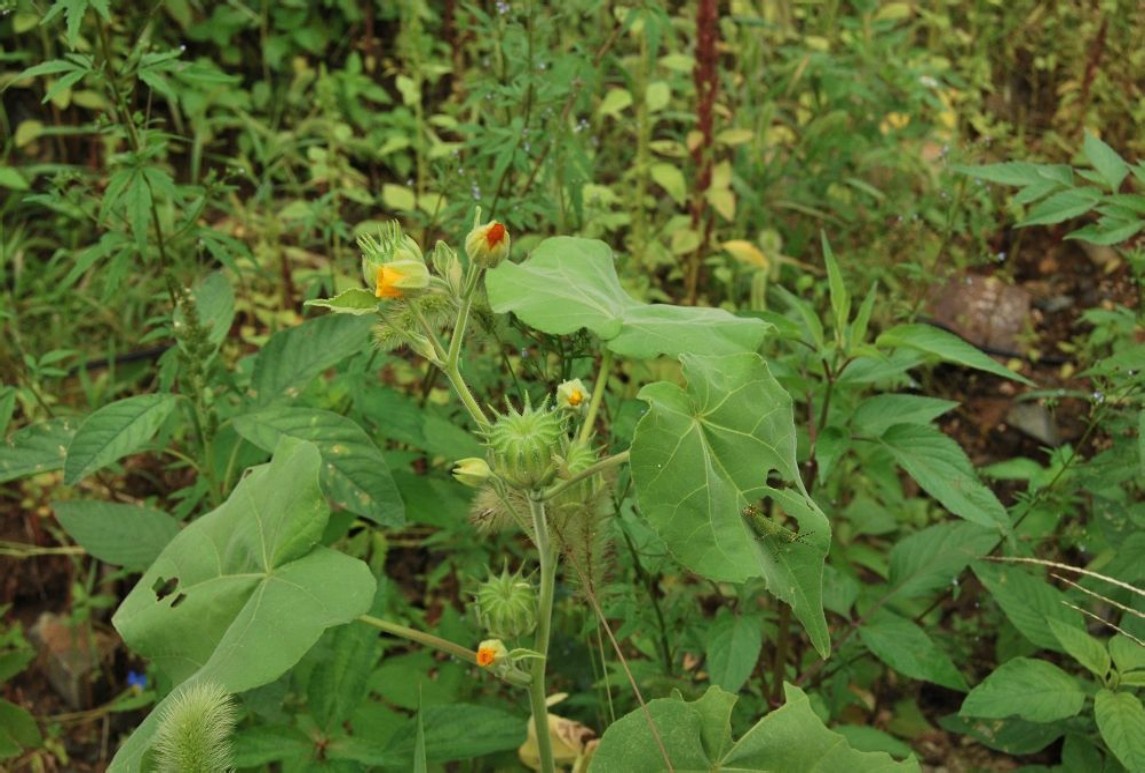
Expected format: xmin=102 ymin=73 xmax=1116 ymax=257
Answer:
xmin=631 ymin=352 xmax=830 ymax=656
xmin=591 ymin=684 xmax=919 ymax=772
xmin=487 ymin=237 xmax=769 ymax=359
xmin=109 ymin=438 xmax=376 ymax=772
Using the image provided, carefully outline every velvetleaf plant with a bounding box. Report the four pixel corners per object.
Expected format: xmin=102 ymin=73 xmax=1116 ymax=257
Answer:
xmin=102 ymin=213 xmax=932 ymax=773
xmin=300 ymin=211 xmax=835 ymax=771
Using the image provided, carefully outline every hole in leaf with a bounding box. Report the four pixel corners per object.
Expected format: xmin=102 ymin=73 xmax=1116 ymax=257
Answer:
xmin=152 ymin=576 xmax=179 ymax=601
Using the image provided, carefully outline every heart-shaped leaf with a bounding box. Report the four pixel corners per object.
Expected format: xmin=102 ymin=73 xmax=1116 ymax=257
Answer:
xmin=591 ymin=684 xmax=919 ymax=772
xmin=109 ymin=438 xmax=376 ymax=771
xmin=631 ymin=353 xmax=830 ymax=656
xmin=487 ymin=237 xmax=769 ymax=359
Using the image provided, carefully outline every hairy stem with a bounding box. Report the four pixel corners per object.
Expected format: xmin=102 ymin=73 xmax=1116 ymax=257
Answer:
xmin=527 ymin=494 xmax=558 ymax=773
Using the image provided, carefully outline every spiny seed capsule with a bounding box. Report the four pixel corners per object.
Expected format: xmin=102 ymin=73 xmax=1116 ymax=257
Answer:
xmin=475 ymin=567 xmax=537 ymax=639
xmin=484 ymin=398 xmax=564 ymax=489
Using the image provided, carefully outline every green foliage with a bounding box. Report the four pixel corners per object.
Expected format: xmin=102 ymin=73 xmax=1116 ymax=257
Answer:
xmin=2 ymin=1 xmax=1142 ymax=770
xmin=630 ymin=351 xmax=830 ymax=655
xmin=592 ymin=684 xmax=919 ymax=772
xmin=110 ymin=438 xmax=375 ymax=770
xmin=958 ymin=133 xmax=1145 ymax=245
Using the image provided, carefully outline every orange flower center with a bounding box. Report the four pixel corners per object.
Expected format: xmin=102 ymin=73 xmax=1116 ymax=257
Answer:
xmin=476 ymin=647 xmax=497 ymax=667
xmin=486 ymin=222 xmax=506 ymax=248
xmin=568 ymin=389 xmax=584 ymax=407
xmin=375 ymin=265 xmax=405 ymax=299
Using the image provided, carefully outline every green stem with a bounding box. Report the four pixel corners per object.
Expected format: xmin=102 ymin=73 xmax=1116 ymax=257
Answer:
xmin=577 ymin=348 xmax=613 ymax=446
xmin=442 ymin=265 xmax=490 ymax=429
xmin=542 ymin=450 xmax=630 ymax=502
xmin=527 ymin=494 xmax=558 ymax=773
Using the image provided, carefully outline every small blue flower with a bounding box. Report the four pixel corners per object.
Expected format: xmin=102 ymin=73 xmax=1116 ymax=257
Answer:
xmin=127 ymin=670 xmax=148 ymax=692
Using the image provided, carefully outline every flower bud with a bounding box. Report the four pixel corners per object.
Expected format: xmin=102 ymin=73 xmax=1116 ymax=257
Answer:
xmin=465 ymin=219 xmax=511 ymax=269
xmin=476 ymin=639 xmax=510 ymax=669
xmin=475 ymin=566 xmax=537 ymax=639
xmin=484 ymin=398 xmax=564 ymax=489
xmin=406 ymin=332 xmax=442 ymax=366
xmin=453 ymin=457 xmax=493 ymax=488
xmin=373 ymin=259 xmax=430 ymax=299
xmin=556 ymin=379 xmax=589 ymax=411
xmin=431 ymin=240 xmax=464 ymax=297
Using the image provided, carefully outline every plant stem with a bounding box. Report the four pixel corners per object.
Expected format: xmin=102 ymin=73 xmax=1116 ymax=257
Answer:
xmin=443 ymin=266 xmax=490 ymax=429
xmin=527 ymin=493 xmax=558 ymax=773
xmin=577 ymin=348 xmax=613 ymax=445
xmin=542 ymin=450 xmax=630 ymax=501
xmin=358 ymin=615 xmax=475 ymax=662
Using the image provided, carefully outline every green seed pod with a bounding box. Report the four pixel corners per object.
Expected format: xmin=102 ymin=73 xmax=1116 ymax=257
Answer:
xmin=484 ymin=398 xmax=564 ymax=489
xmin=475 ymin=567 xmax=537 ymax=640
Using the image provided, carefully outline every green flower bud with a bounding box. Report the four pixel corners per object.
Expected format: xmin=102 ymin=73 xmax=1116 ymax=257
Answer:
xmin=476 ymin=638 xmax=510 ymax=669
xmin=484 ymin=398 xmax=564 ymax=489
xmin=431 ymin=240 xmax=464 ymax=297
xmin=465 ymin=219 xmax=511 ymax=269
xmin=358 ymin=222 xmax=427 ymax=297
xmin=453 ymin=457 xmax=493 ymax=488
xmin=475 ymin=566 xmax=537 ymax=639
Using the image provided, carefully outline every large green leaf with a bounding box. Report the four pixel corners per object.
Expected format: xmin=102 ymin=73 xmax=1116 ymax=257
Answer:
xmin=876 ymin=324 xmax=1034 ymax=385
xmin=252 ymin=314 xmax=374 ymax=405
xmin=487 ymin=237 xmax=769 ymax=359
xmin=334 ymin=704 xmax=525 ymax=766
xmin=631 ymin=353 xmax=830 ymax=656
xmin=591 ymin=684 xmax=919 ymax=772
xmin=54 ymin=500 xmax=180 ymax=571
xmin=973 ymin=561 xmax=1085 ymax=654
xmin=886 ymin=521 xmax=999 ymax=602
xmin=109 ymin=438 xmax=376 ymax=772
xmin=705 ymin=612 xmax=764 ymax=693
xmin=233 ymin=407 xmax=403 ymax=526
xmin=960 ymin=658 xmax=1085 ymax=723
xmin=859 ymin=611 xmax=969 ymax=691
xmin=64 ymin=394 xmax=180 ymax=483
xmin=1095 ymin=689 xmax=1145 ymax=773
xmin=880 ymin=424 xmax=1011 ymax=533
xmin=0 ymin=418 xmax=77 ymax=484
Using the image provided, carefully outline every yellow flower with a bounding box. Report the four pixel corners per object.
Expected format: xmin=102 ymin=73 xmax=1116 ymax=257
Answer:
xmin=476 ymin=639 xmax=509 ymax=668
xmin=374 ymin=259 xmax=430 ymax=299
xmin=556 ymin=379 xmax=588 ymax=411
xmin=465 ymin=219 xmax=511 ymax=268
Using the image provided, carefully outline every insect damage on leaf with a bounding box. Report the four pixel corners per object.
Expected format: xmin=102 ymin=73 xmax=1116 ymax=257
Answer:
xmin=741 ymin=503 xmax=812 ymax=550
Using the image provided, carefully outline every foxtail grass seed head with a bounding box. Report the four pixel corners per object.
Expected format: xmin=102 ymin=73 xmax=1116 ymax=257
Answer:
xmin=151 ymin=681 xmax=237 ymax=773
xmin=484 ymin=398 xmax=564 ymax=489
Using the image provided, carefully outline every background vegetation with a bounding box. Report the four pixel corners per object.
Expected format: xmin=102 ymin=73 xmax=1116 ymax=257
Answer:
xmin=1 ymin=0 xmax=1142 ymax=770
